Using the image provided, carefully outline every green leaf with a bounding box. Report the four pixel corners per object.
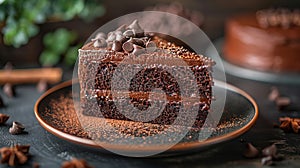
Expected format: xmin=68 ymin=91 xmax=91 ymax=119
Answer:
xmin=52 ymin=0 xmax=84 ymax=20
xmin=64 ymin=45 xmax=80 ymax=66
xmin=39 ymin=50 xmax=60 ymax=66
xmin=26 ymin=23 xmax=39 ymax=37
xmin=79 ymin=2 xmax=105 ymax=21
xmin=0 ymin=0 xmax=6 ymax=5
xmin=43 ymin=28 xmax=77 ymax=54
xmin=0 ymin=0 xmax=105 ymax=47
xmin=13 ymin=29 xmax=27 ymax=47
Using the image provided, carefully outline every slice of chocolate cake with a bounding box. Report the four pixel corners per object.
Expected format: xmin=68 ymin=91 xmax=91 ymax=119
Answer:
xmin=78 ymin=20 xmax=214 ymax=128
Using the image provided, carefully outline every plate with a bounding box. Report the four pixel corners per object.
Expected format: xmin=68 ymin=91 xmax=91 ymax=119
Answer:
xmin=207 ymin=38 xmax=300 ymax=84
xmin=34 ymin=80 xmax=258 ymax=156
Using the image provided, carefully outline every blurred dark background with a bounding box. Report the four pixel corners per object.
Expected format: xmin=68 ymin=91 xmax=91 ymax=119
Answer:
xmin=0 ymin=0 xmax=299 ymax=66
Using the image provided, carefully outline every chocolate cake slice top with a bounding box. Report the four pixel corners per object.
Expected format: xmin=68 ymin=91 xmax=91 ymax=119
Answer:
xmin=80 ymin=20 xmax=215 ymax=67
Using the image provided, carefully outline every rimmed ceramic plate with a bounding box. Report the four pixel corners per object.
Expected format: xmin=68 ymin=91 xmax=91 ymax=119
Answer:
xmin=207 ymin=38 xmax=300 ymax=84
xmin=34 ymin=80 xmax=258 ymax=156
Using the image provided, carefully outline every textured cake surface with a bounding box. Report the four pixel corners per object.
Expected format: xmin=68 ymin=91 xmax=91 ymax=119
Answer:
xmin=223 ymin=10 xmax=300 ymax=72
xmin=78 ymin=21 xmax=214 ymax=128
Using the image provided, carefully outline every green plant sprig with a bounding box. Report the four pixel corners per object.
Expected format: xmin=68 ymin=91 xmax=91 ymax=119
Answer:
xmin=0 ymin=0 xmax=105 ymax=47
xmin=39 ymin=28 xmax=81 ymax=67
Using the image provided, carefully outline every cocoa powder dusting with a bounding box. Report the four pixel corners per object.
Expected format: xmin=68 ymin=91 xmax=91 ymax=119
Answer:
xmin=42 ymin=93 xmax=89 ymax=139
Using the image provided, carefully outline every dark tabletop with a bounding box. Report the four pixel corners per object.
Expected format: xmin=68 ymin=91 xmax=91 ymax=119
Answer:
xmin=1 ymin=69 xmax=300 ymax=168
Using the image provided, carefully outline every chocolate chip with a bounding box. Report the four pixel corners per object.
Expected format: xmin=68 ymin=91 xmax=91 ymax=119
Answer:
xmin=123 ymin=29 xmax=135 ymax=38
xmin=0 ymin=113 xmax=9 ymax=124
xmin=276 ymin=97 xmax=291 ymax=110
xmin=268 ymin=87 xmax=279 ymax=101
xmin=144 ymin=32 xmax=155 ymax=37
xmin=37 ymin=80 xmax=48 ymax=93
xmin=3 ymin=83 xmax=16 ymax=98
xmin=112 ymin=41 xmax=122 ymax=52
xmin=132 ymin=29 xmax=144 ymax=37
xmin=4 ymin=62 xmax=13 ymax=70
xmin=261 ymin=156 xmax=273 ymax=166
xmin=122 ymin=41 xmax=134 ymax=53
xmin=9 ymin=121 xmax=25 ymax=135
xmin=132 ymin=44 xmax=145 ymax=56
xmin=92 ymin=32 xmax=106 ymax=41
xmin=243 ymin=143 xmax=260 ymax=158
xmin=116 ymin=24 xmax=127 ymax=33
xmin=107 ymin=32 xmax=116 ymax=42
xmin=115 ymin=33 xmax=126 ymax=43
xmin=93 ymin=38 xmax=107 ymax=48
xmin=146 ymin=41 xmax=157 ymax=53
xmin=262 ymin=144 xmax=277 ymax=157
xmin=107 ymin=41 xmax=113 ymax=49
xmin=129 ymin=38 xmax=145 ymax=47
xmin=128 ymin=20 xmax=144 ymax=37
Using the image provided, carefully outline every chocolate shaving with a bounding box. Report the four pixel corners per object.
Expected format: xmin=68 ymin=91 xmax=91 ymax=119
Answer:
xmin=0 ymin=145 xmax=30 ymax=166
xmin=0 ymin=113 xmax=9 ymax=124
xmin=61 ymin=158 xmax=93 ymax=168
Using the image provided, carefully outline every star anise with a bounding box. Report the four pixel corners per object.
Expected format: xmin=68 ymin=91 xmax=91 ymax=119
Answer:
xmin=61 ymin=158 xmax=93 ymax=168
xmin=0 ymin=145 xmax=30 ymax=166
xmin=279 ymin=117 xmax=300 ymax=133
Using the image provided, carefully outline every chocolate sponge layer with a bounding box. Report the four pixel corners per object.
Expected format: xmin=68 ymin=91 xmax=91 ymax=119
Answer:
xmin=78 ymin=37 xmax=214 ymax=128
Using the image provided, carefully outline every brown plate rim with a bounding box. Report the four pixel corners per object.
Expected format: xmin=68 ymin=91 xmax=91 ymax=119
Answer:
xmin=34 ymin=80 xmax=258 ymax=154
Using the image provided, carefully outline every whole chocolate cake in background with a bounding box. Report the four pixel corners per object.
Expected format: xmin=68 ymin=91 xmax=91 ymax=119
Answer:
xmin=223 ymin=8 xmax=300 ymax=72
xmin=78 ymin=20 xmax=214 ymax=128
